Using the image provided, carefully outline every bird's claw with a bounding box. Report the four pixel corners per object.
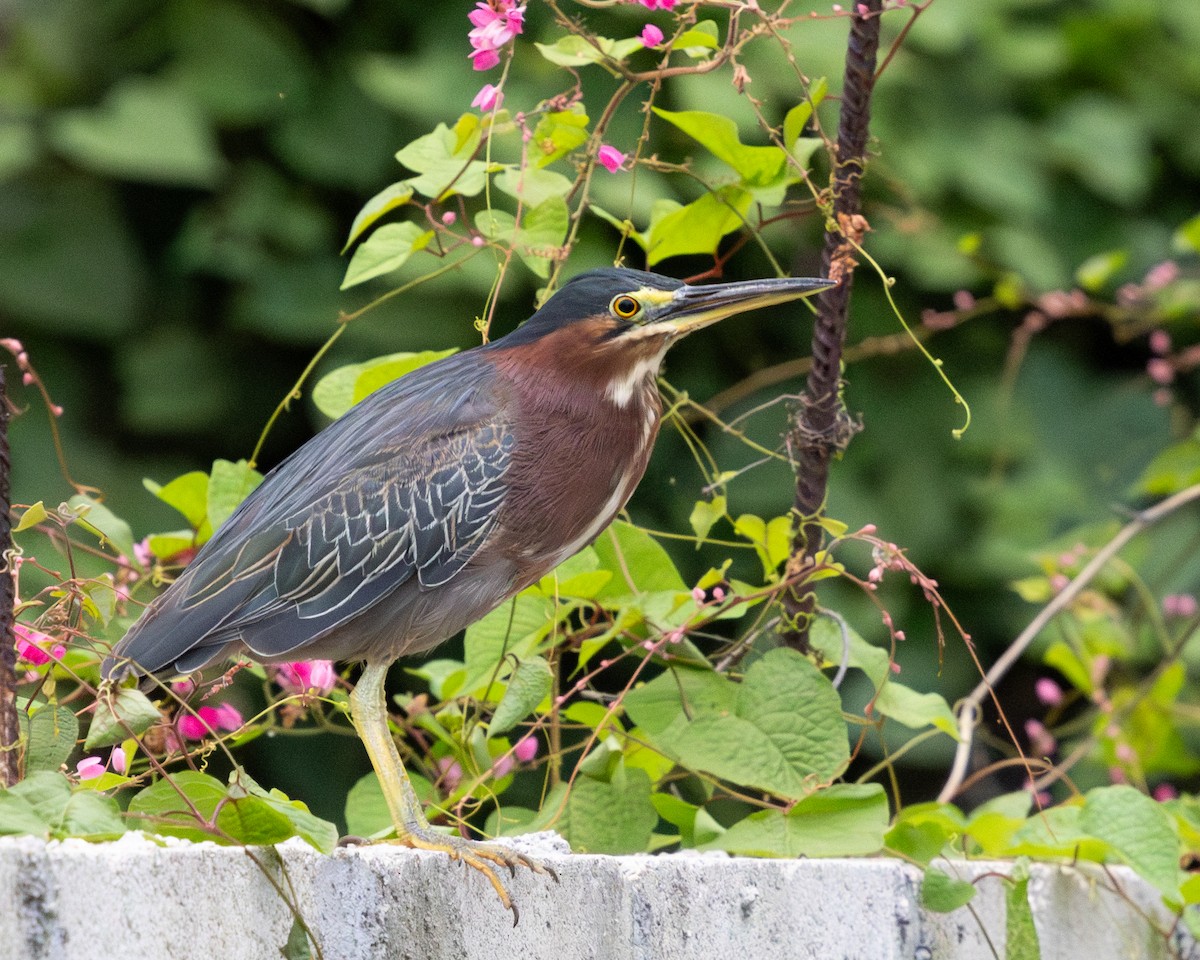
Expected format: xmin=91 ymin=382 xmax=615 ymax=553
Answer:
xmin=370 ymin=830 xmax=556 ymax=925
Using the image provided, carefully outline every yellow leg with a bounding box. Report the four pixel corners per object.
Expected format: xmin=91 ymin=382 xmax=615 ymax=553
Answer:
xmin=348 ymin=661 xmax=556 ymax=923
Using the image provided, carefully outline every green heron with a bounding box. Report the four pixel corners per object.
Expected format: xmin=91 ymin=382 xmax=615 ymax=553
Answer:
xmin=102 ymin=267 xmax=831 ymax=919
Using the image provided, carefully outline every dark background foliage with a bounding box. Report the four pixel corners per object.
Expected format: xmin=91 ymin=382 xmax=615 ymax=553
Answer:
xmin=5 ymin=0 xmax=1200 ymax=824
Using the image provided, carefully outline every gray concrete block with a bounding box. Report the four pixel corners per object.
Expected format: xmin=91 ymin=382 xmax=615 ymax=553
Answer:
xmin=0 ymin=833 xmax=1194 ymax=960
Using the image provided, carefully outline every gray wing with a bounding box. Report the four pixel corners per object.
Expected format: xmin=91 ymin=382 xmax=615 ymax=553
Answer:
xmin=105 ymin=357 xmax=514 ymax=677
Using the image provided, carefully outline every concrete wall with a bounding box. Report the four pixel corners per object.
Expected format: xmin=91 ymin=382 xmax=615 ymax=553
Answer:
xmin=0 ymin=832 xmax=1195 ymax=960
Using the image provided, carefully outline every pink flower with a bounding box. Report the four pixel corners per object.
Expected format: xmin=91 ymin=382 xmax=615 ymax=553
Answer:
xmin=598 ymin=145 xmax=627 ymax=173
xmin=1144 ymin=260 xmax=1179 ymax=290
xmin=636 ymin=0 xmax=676 ymax=8
xmin=14 ymin=623 xmax=65 ymax=666
xmin=952 ymin=290 xmax=976 ymax=311
xmin=468 ymin=1 xmax=525 ymax=71
xmin=514 ymin=736 xmax=538 ymax=763
xmin=273 ymin=660 xmax=338 ymax=696
xmin=133 ymin=537 xmax=153 ymax=569
xmin=493 ymin=753 xmax=514 ymax=778
xmin=111 ymin=746 xmax=128 ymax=775
xmin=1024 ymin=719 xmax=1057 ymax=757
xmin=76 ymin=756 xmax=106 ymax=780
xmin=436 ymin=757 xmax=463 ymax=791
xmin=1034 ymin=677 xmax=1063 ymax=707
xmin=178 ymin=703 xmax=244 ymax=740
xmin=1153 ymin=783 xmax=1178 ymax=802
xmin=470 ymin=48 xmax=500 ymax=71
xmin=1147 ymin=357 xmax=1174 ymax=385
xmin=471 ymin=83 xmax=504 ymax=111
xmin=641 ymin=23 xmax=664 ymax=46
xmin=1163 ymin=594 xmax=1198 ymax=619
xmin=1149 ymin=329 xmax=1172 ymax=355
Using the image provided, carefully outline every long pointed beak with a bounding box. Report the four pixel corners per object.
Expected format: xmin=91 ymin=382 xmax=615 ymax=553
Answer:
xmin=652 ymin=275 xmax=835 ymax=338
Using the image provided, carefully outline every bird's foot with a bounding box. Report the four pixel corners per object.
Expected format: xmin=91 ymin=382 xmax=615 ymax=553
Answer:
xmin=358 ymin=827 xmax=558 ymax=925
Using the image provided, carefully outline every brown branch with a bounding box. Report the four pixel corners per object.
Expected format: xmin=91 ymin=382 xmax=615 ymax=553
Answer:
xmin=0 ymin=363 xmax=19 ymax=787
xmin=779 ymin=0 xmax=883 ymax=651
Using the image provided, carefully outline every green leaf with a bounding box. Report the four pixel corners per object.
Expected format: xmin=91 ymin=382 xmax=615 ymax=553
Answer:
xmin=340 ymin=221 xmax=435 ymax=289
xmin=15 ymin=501 xmax=48 ymax=533
xmin=811 ymin=616 xmax=889 ymax=689
xmin=700 ymin=784 xmax=887 ymax=857
xmin=344 ymin=770 xmax=434 ymax=838
xmin=0 ymin=783 xmax=54 ymax=837
xmin=1075 ymin=249 xmax=1128 ymax=291
xmin=782 ymin=78 xmax=828 ymax=150
xmin=531 ymin=107 xmax=589 ymax=168
xmin=283 ymin=918 xmax=315 ymax=960
xmin=871 ymin=682 xmax=960 ymax=738
xmin=343 ymin=180 xmax=415 ymax=252
xmin=490 ymin=656 xmax=552 ymax=735
xmin=887 ymin=814 xmax=956 ymax=866
xmin=67 ymin=495 xmax=136 ymax=560
xmin=675 ymin=21 xmax=720 ymax=57
xmin=147 ymin=531 xmax=198 ymax=562
xmin=734 ymin=512 xmax=791 ymax=578
xmin=689 ymin=496 xmax=726 ymax=543
xmin=58 ymin=789 xmax=126 ymax=839
xmin=312 ymin=349 xmax=459 ymax=420
xmin=625 ymin=648 xmax=849 ymax=799
xmin=1174 ymin=213 xmax=1200 ymax=254
xmin=0 ymin=771 xmax=120 ymax=839
xmin=206 ymin=459 xmax=263 ymax=531
xmin=645 ymin=187 xmax=752 ymax=266
xmin=86 ymin=687 xmax=162 ymax=750
xmin=232 ymin=774 xmax=339 ymax=853
xmin=921 ymin=867 xmax=977 ymax=912
xmin=1005 ymin=870 xmax=1041 ymax=960
xmin=1079 ymin=785 xmax=1182 ymax=896
xmin=463 ymin=592 xmax=556 ymax=696
xmin=534 ymin=35 xmax=642 ymax=68
xmin=145 ymin=470 xmax=210 ymax=528
xmin=475 ymin=209 xmax=515 ymax=242
xmin=394 ymin=121 xmax=492 ymax=198
xmin=516 ymin=197 xmax=569 ymax=278
xmin=535 ymin=760 xmax=658 ymax=854
xmin=651 ymin=794 xmax=725 ymax=847
xmin=49 ymin=78 xmax=223 ymax=187
xmin=653 ymin=108 xmax=788 ymax=187
xmin=1135 ymin=428 xmax=1200 ymax=496
xmin=593 ymin=521 xmax=688 ymax=599
xmin=7 ymin=771 xmax=70 ymax=832
xmin=22 ymin=703 xmax=79 ymax=774
xmin=129 ymin=771 xmax=334 ymax=849
xmin=345 ymin=771 xmax=392 ymax=837
xmin=494 ymin=167 xmax=572 ymax=208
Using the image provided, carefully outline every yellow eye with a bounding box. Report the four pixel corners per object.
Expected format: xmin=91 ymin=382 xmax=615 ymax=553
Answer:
xmin=611 ymin=295 xmax=641 ymax=319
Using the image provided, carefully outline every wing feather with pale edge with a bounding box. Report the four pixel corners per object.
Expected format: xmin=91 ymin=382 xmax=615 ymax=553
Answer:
xmin=104 ymin=356 xmax=513 ymax=676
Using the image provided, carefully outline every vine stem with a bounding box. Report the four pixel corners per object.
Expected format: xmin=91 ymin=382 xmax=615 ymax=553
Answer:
xmin=780 ymin=0 xmax=883 ymax=650
xmin=937 ymin=482 xmax=1200 ymax=804
xmin=0 ymin=363 xmax=18 ymax=787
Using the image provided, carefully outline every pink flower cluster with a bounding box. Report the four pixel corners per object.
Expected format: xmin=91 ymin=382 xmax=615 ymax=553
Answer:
xmin=272 ymin=660 xmax=338 ymax=696
xmin=177 ymin=703 xmax=243 ymax=741
xmin=468 ymin=0 xmax=525 ymax=71
xmin=634 ymin=0 xmax=676 ymax=8
xmin=14 ymin=622 xmax=65 ymax=666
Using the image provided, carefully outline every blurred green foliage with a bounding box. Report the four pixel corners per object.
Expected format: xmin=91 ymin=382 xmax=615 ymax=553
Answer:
xmin=4 ymin=0 xmax=1200 ymax=828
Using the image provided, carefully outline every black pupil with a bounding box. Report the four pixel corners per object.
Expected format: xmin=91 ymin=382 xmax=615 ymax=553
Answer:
xmin=616 ymin=297 xmax=637 ymax=316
